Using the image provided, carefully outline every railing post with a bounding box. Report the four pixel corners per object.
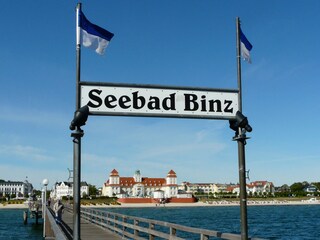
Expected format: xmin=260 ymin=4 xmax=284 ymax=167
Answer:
xmin=201 ymin=234 xmax=209 ymax=240
xmin=115 ymin=215 xmax=118 ymax=231
xmin=123 ymin=217 xmax=127 ymax=238
xmin=107 ymin=213 xmax=111 ymax=227
xmin=170 ymin=227 xmax=176 ymax=236
xmin=101 ymin=211 xmax=104 ymax=228
xmin=149 ymin=223 xmax=155 ymax=240
xmin=91 ymin=209 xmax=94 ymax=223
xmin=134 ymin=219 xmax=139 ymax=237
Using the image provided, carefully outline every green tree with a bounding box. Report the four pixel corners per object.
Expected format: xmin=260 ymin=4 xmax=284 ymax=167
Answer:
xmin=290 ymin=182 xmax=309 ymax=197
xmin=290 ymin=182 xmax=304 ymax=192
xmin=82 ymin=192 xmax=87 ymax=199
xmin=89 ymin=185 xmax=98 ymax=196
xmin=33 ymin=189 xmax=42 ymax=196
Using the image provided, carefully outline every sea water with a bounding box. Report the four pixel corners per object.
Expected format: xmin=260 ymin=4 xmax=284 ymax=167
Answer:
xmin=0 ymin=209 xmax=42 ymax=240
xmin=1 ymin=205 xmax=320 ymax=239
xmin=103 ymin=205 xmax=320 ymax=239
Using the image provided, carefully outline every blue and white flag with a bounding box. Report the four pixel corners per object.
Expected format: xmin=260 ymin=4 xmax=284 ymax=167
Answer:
xmin=240 ymin=28 xmax=253 ymax=63
xmin=77 ymin=10 xmax=114 ymax=55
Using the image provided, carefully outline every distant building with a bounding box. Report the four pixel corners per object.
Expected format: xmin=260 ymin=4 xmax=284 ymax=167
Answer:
xmin=0 ymin=180 xmax=33 ymax=198
xmin=249 ymin=181 xmax=275 ymax=195
xmin=180 ymin=182 xmax=232 ymax=194
xmin=303 ymin=184 xmax=318 ymax=193
xmin=51 ymin=181 xmax=89 ymax=199
xmin=102 ymin=169 xmax=178 ymax=198
xmin=274 ymin=184 xmax=291 ymax=193
xmin=180 ymin=182 xmax=214 ymax=194
xmin=230 ymin=181 xmax=275 ymax=196
xmin=180 ymin=181 xmax=274 ymax=197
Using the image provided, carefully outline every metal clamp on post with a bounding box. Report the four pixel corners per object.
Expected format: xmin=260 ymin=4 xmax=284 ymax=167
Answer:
xmin=71 ymin=128 xmax=84 ymax=140
xmin=232 ymin=129 xmax=250 ymax=145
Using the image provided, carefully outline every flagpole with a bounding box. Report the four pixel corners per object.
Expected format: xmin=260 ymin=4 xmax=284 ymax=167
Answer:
xmin=76 ymin=3 xmax=81 ymax=110
xmin=236 ymin=16 xmax=248 ymax=240
xmin=72 ymin=3 xmax=82 ymax=240
xmin=236 ymin=17 xmax=242 ymax=113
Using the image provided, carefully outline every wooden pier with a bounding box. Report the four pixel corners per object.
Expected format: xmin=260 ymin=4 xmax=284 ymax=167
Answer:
xmin=45 ymin=207 xmax=121 ymax=239
xmin=45 ymin=206 xmax=263 ymax=240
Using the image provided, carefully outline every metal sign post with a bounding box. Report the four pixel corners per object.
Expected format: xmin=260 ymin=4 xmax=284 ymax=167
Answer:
xmin=236 ymin=17 xmax=249 ymax=240
xmin=73 ymin=3 xmax=82 ymax=240
xmin=71 ymin=128 xmax=83 ymax=240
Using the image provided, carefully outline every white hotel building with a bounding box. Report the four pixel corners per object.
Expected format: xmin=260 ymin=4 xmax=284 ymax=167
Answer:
xmin=50 ymin=181 xmax=89 ymax=199
xmin=0 ymin=180 xmax=33 ymax=198
xmin=102 ymin=169 xmax=179 ymax=198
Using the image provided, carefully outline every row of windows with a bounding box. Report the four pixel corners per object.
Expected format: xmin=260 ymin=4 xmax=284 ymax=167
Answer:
xmin=0 ymin=190 xmax=22 ymax=193
xmin=0 ymin=187 xmax=22 ymax=191
xmin=0 ymin=185 xmax=24 ymax=188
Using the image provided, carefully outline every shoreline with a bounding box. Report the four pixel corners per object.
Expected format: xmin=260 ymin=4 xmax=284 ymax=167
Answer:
xmin=0 ymin=203 xmax=28 ymax=209
xmin=1 ymin=200 xmax=319 ymax=209
xmin=81 ymin=199 xmax=320 ymax=208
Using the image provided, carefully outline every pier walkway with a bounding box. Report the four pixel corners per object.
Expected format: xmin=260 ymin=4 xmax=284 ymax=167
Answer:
xmin=45 ymin=206 xmax=263 ymax=240
xmin=45 ymin=207 xmax=121 ymax=239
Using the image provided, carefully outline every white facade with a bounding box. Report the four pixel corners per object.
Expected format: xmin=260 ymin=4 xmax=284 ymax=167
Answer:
xmin=51 ymin=181 xmax=89 ymax=199
xmin=180 ymin=181 xmax=274 ymax=197
xmin=231 ymin=181 xmax=275 ymax=196
xmin=102 ymin=169 xmax=179 ymax=199
xmin=153 ymin=190 xmax=165 ymax=199
xmin=180 ymin=182 xmax=219 ymax=194
xmin=0 ymin=180 xmax=33 ymax=198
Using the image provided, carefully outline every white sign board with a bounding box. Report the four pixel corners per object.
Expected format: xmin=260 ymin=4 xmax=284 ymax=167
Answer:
xmin=80 ymin=83 xmax=239 ymax=120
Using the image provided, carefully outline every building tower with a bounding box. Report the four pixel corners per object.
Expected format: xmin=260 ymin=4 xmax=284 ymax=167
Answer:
xmin=109 ymin=169 xmax=120 ymax=185
xmin=133 ymin=170 xmax=142 ymax=183
xmin=108 ymin=169 xmax=120 ymax=196
xmin=165 ymin=170 xmax=178 ymax=198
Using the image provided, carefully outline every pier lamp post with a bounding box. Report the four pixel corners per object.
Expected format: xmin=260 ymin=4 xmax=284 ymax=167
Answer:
xmin=42 ymin=178 xmax=49 ymax=238
xmin=229 ymin=111 xmax=252 ymax=240
xmin=70 ymin=105 xmax=89 ymax=240
xmin=41 ymin=189 xmax=45 ymax=216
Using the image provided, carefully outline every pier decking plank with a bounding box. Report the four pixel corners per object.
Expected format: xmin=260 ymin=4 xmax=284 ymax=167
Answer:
xmin=62 ymin=210 xmax=122 ymax=240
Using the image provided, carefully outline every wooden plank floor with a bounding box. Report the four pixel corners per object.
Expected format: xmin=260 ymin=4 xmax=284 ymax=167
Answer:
xmin=61 ymin=210 xmax=122 ymax=240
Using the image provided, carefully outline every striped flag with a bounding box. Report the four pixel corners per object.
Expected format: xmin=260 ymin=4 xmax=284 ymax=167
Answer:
xmin=240 ymin=28 xmax=253 ymax=63
xmin=77 ymin=10 xmax=114 ymax=55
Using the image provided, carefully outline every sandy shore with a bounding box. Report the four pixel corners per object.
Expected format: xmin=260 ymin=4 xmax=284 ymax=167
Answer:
xmin=82 ymin=199 xmax=320 ymax=208
xmin=0 ymin=203 xmax=28 ymax=209
xmin=1 ymin=200 xmax=319 ymax=209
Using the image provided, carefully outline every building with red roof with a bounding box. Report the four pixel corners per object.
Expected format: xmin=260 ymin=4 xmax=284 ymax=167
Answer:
xmin=102 ymin=169 xmax=178 ymax=198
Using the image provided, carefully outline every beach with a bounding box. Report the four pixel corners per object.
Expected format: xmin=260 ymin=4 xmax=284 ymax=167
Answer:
xmin=1 ymin=199 xmax=319 ymax=209
xmin=82 ymin=199 xmax=320 ymax=208
xmin=0 ymin=203 xmax=28 ymax=209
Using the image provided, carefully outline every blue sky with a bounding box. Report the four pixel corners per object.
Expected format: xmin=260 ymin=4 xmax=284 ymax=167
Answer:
xmin=1 ymin=1 xmax=320 ymax=190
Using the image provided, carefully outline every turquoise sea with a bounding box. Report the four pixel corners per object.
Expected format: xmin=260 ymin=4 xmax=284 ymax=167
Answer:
xmin=0 ymin=209 xmax=42 ymax=239
xmin=104 ymin=205 xmax=320 ymax=240
xmin=1 ymin=205 xmax=320 ymax=239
